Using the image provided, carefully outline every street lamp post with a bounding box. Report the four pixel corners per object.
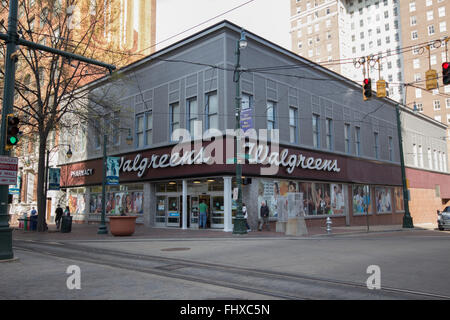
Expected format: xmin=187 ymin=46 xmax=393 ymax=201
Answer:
xmin=44 ymin=144 xmax=72 ymax=225
xmin=396 ymin=103 xmax=414 ymax=228
xmin=232 ymin=30 xmax=248 ymax=235
xmin=97 ymin=129 xmax=132 ymax=235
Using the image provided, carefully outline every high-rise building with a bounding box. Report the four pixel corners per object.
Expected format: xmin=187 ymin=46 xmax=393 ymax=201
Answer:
xmin=398 ymin=0 xmax=449 ymax=126
xmin=290 ymin=0 xmax=405 ymax=104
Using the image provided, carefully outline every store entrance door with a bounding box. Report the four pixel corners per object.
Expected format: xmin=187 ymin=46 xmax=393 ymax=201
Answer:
xmin=167 ymin=196 xmax=180 ymax=227
xmin=198 ymin=195 xmax=211 ymax=228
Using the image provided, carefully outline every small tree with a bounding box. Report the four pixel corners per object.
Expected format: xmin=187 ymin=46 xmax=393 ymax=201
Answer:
xmin=0 ymin=0 xmax=140 ymax=231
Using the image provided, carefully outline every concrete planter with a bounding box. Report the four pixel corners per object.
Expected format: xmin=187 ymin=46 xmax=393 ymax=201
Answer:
xmin=109 ymin=216 xmax=137 ymax=236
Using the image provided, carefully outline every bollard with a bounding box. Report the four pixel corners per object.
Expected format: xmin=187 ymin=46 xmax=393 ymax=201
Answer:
xmin=326 ymin=216 xmax=332 ymax=234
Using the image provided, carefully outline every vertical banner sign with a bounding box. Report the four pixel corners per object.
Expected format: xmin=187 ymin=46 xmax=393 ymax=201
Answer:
xmin=106 ymin=157 xmax=120 ymax=185
xmin=48 ymin=168 xmax=61 ymax=191
xmin=240 ymin=108 xmax=253 ymax=132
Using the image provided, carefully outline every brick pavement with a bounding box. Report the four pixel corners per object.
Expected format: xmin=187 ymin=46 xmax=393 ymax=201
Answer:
xmin=8 ymin=221 xmax=430 ymax=242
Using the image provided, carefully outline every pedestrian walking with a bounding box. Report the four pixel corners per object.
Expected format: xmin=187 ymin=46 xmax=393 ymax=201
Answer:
xmin=64 ymin=206 xmax=71 ymax=217
xmin=198 ymin=200 xmax=208 ymax=229
xmin=55 ymin=205 xmax=63 ymax=230
xmin=243 ymin=203 xmax=251 ymax=232
xmin=258 ymin=200 xmax=270 ymax=231
xmin=30 ymin=207 xmax=37 ymax=216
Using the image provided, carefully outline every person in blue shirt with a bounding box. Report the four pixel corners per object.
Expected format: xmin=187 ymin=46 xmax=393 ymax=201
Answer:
xmin=30 ymin=207 xmax=37 ymax=216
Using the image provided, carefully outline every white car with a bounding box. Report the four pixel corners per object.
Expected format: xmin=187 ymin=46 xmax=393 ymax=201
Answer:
xmin=437 ymin=206 xmax=450 ymax=231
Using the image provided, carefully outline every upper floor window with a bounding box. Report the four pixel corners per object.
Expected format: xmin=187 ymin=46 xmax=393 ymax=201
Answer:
xmin=169 ymin=102 xmax=180 ymax=141
xmin=267 ymin=101 xmax=276 ymax=131
xmin=412 ymin=144 xmax=418 ymax=166
xmin=186 ymin=97 xmax=198 ymax=137
xmin=205 ymin=92 xmax=218 ymax=130
xmin=289 ymin=107 xmax=298 ymax=144
xmin=355 ymin=126 xmax=361 ymax=156
xmin=345 ymin=124 xmax=351 ymax=154
xmin=135 ymin=111 xmax=152 ymax=147
xmin=326 ymin=118 xmax=333 ymax=151
xmin=312 ymin=114 xmax=320 ymax=148
xmin=388 ymin=136 xmax=393 ymax=161
xmin=418 ymin=145 xmax=424 ymax=167
xmin=374 ymin=132 xmax=379 ymax=159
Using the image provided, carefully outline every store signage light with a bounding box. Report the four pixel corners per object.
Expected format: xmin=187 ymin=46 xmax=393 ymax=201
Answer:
xmin=117 ymin=146 xmax=340 ymax=178
xmin=70 ymin=169 xmax=94 ymax=177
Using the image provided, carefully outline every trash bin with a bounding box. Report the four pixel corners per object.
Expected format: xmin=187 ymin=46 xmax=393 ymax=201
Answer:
xmin=30 ymin=215 xmax=38 ymax=231
xmin=61 ymin=216 xmax=72 ymax=233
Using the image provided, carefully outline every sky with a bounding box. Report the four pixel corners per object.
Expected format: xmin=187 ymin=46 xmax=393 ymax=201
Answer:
xmin=155 ymin=0 xmax=291 ymax=52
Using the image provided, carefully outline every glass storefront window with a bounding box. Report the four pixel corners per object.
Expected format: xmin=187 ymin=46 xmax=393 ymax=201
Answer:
xmin=394 ymin=187 xmax=404 ymax=212
xmin=208 ymin=180 xmax=224 ymax=191
xmin=257 ymin=179 xmax=347 ymax=218
xmin=68 ymin=188 xmax=86 ymax=215
xmin=156 ymin=196 xmax=166 ymax=224
xmin=157 ymin=183 xmax=166 ymax=193
xmin=352 ymin=185 xmax=372 ymax=215
xmin=166 ymin=183 xmax=178 ymax=192
xmin=375 ymin=187 xmax=392 ymax=213
xmin=89 ymin=184 xmax=144 ymax=215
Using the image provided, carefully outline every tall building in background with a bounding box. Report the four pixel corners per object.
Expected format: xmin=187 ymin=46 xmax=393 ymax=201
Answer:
xmin=290 ymin=0 xmax=405 ymax=104
xmin=0 ymin=0 xmax=157 ymax=224
xmin=399 ymin=0 xmax=449 ymax=126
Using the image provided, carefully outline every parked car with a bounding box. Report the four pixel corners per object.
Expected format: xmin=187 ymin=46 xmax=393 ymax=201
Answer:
xmin=437 ymin=207 xmax=450 ymax=231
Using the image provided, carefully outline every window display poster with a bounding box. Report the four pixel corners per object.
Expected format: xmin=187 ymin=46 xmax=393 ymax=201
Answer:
xmin=69 ymin=193 xmax=86 ymax=215
xmin=96 ymin=191 xmax=145 ymax=215
xmin=375 ymin=187 xmax=392 ymax=213
xmin=299 ymin=182 xmax=347 ymax=216
xmin=353 ymin=185 xmax=372 ymax=214
xmin=394 ymin=187 xmax=404 ymax=212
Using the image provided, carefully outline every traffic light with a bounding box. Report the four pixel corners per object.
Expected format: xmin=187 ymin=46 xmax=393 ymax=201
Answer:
xmin=376 ymin=80 xmax=386 ymax=98
xmin=5 ymin=114 xmax=19 ymax=151
xmin=363 ymin=78 xmax=372 ymax=100
xmin=443 ymin=62 xmax=450 ymax=85
xmin=425 ymin=69 xmax=438 ymax=90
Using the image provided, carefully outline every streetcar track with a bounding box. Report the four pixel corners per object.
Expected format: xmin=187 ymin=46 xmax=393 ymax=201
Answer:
xmin=12 ymin=244 xmax=304 ymax=300
xmin=13 ymin=240 xmax=450 ymax=300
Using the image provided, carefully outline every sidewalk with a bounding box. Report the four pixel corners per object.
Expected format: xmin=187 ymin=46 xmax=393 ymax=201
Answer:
xmin=11 ymin=221 xmax=437 ymax=242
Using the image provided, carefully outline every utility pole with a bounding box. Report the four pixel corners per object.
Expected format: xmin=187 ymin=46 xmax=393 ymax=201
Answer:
xmin=0 ymin=0 xmax=116 ymax=260
xmin=232 ymin=30 xmax=247 ymax=235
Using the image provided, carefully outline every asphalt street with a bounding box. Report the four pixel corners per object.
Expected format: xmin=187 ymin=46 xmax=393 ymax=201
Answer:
xmin=2 ymin=229 xmax=450 ymax=300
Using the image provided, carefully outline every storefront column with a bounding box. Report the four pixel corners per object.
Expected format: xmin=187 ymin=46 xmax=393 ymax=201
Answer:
xmin=182 ymin=180 xmax=187 ymax=230
xmin=143 ymin=182 xmax=153 ymax=227
xmin=223 ymin=176 xmax=233 ymax=232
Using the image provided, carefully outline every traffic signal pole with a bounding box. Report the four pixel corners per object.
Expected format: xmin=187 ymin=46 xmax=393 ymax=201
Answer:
xmin=0 ymin=0 xmax=115 ymax=260
xmin=0 ymin=0 xmax=19 ymax=260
